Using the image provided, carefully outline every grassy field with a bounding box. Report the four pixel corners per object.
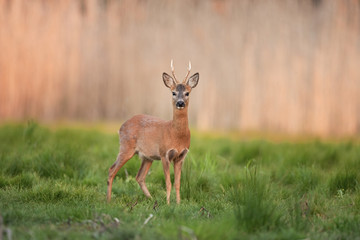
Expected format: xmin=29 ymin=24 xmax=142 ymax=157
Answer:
xmin=0 ymin=122 xmax=359 ymax=239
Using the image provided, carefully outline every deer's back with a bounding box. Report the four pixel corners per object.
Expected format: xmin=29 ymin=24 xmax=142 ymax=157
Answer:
xmin=119 ymin=114 xmax=170 ymax=160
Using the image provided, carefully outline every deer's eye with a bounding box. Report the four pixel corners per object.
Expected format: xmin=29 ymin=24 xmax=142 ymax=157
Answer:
xmin=172 ymin=92 xmax=176 ymax=96
xmin=185 ymin=92 xmax=189 ymax=97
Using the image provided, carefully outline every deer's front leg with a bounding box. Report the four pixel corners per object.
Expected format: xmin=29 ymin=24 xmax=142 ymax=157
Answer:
xmin=162 ymin=149 xmax=179 ymax=204
xmin=161 ymin=156 xmax=171 ymax=204
xmin=174 ymin=160 xmax=183 ymax=204
xmin=174 ymin=148 xmax=188 ymax=204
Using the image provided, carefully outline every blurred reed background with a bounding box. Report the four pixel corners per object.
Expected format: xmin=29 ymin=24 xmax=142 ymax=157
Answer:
xmin=0 ymin=0 xmax=359 ymax=137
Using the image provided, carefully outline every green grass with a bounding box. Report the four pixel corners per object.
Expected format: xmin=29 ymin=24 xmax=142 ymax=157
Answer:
xmin=0 ymin=122 xmax=360 ymax=239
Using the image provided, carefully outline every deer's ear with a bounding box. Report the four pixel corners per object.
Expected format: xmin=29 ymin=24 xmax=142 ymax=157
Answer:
xmin=187 ymin=73 xmax=199 ymax=88
xmin=163 ymin=73 xmax=175 ymax=88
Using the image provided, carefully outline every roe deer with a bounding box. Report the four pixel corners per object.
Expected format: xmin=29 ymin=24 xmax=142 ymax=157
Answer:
xmin=107 ymin=60 xmax=199 ymax=204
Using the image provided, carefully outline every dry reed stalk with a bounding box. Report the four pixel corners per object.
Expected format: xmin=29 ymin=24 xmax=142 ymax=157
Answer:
xmin=0 ymin=0 xmax=359 ymax=136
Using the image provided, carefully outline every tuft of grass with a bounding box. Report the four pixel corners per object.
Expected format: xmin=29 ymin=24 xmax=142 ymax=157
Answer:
xmin=182 ymin=153 xmax=219 ymax=202
xmin=232 ymin=161 xmax=282 ymax=232
xmin=10 ymin=173 xmax=36 ymax=189
xmin=34 ymin=146 xmax=88 ymax=180
xmin=0 ymin=175 xmax=9 ymax=189
xmin=281 ymin=167 xmax=320 ymax=195
xmin=3 ymin=154 xmax=32 ymax=177
xmin=232 ymin=142 xmax=263 ymax=165
xmin=329 ymin=170 xmax=358 ymax=195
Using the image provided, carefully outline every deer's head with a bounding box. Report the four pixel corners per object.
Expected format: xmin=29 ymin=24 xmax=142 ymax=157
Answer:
xmin=163 ymin=60 xmax=199 ymax=110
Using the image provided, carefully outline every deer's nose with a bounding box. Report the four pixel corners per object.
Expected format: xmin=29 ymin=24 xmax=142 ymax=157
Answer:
xmin=176 ymin=101 xmax=185 ymax=109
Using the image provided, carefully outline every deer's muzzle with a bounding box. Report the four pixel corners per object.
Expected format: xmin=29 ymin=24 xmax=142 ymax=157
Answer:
xmin=176 ymin=100 xmax=185 ymax=109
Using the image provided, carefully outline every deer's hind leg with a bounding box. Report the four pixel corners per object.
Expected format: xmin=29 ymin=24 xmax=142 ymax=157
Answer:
xmin=136 ymin=156 xmax=153 ymax=198
xmin=107 ymin=144 xmax=135 ymax=202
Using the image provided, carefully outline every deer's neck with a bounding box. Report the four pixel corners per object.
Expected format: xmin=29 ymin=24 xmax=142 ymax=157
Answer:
xmin=171 ymin=108 xmax=189 ymax=135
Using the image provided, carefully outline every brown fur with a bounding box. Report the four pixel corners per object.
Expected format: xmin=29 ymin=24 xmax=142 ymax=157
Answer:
xmin=107 ymin=62 xmax=199 ymax=204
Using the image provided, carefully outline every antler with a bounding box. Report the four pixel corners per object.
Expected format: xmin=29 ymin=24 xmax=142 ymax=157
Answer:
xmin=182 ymin=61 xmax=191 ymax=83
xmin=170 ymin=59 xmax=179 ymax=83
xmin=170 ymin=60 xmax=192 ymax=84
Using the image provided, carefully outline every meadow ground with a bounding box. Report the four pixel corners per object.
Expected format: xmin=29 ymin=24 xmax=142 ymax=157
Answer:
xmin=0 ymin=122 xmax=359 ymax=239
